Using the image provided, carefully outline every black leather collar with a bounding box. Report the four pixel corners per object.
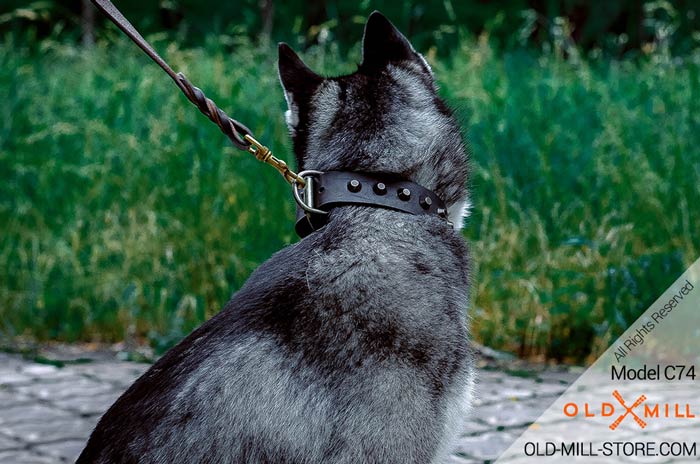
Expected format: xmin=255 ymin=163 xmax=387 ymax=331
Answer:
xmin=294 ymin=171 xmax=449 ymax=238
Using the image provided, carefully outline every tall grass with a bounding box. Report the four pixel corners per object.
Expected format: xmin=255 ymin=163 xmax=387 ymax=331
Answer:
xmin=442 ymin=37 xmax=700 ymax=361
xmin=1 ymin=33 xmax=698 ymax=362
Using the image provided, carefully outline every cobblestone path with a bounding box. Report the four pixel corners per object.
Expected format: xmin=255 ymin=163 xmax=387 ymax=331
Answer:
xmin=0 ymin=350 xmax=578 ymax=463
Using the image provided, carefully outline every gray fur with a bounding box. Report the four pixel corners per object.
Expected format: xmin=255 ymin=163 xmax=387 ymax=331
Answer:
xmin=78 ymin=11 xmax=473 ymax=464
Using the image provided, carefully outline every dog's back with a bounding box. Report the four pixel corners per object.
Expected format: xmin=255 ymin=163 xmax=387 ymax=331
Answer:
xmin=78 ymin=12 xmax=472 ymax=464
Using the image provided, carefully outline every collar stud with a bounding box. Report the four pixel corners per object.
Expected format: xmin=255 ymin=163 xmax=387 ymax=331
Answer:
xmin=347 ymin=179 xmax=362 ymax=192
xmin=373 ymin=182 xmax=387 ymax=195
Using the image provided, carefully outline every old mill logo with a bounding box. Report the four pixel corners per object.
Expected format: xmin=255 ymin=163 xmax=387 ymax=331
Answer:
xmin=563 ymin=390 xmax=696 ymax=430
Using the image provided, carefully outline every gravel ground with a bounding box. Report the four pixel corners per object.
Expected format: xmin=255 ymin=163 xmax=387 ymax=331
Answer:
xmin=0 ymin=346 xmax=578 ymax=463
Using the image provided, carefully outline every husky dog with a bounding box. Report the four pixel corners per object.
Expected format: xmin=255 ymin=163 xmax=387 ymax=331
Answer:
xmin=78 ymin=11 xmax=472 ymax=464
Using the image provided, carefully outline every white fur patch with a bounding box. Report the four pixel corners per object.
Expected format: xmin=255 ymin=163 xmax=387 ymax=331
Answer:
xmin=283 ymin=90 xmax=299 ymax=134
xmin=447 ymin=198 xmax=471 ymax=230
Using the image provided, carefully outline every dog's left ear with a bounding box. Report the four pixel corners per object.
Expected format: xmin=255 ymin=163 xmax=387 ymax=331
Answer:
xmin=360 ymin=11 xmax=431 ymax=73
xmin=278 ymin=43 xmax=322 ymax=97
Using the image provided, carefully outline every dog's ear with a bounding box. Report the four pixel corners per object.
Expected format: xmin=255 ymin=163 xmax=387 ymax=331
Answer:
xmin=278 ymin=43 xmax=322 ymax=133
xmin=360 ymin=11 xmax=429 ymax=72
xmin=278 ymin=43 xmax=322 ymax=100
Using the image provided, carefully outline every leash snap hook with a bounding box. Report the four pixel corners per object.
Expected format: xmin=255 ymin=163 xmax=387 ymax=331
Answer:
xmin=244 ymin=135 xmax=306 ymax=186
xmin=292 ymin=170 xmax=328 ymax=216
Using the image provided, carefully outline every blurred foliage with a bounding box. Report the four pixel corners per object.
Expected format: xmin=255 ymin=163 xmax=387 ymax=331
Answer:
xmin=1 ymin=34 xmax=298 ymax=349
xmin=1 ymin=0 xmax=700 ymax=57
xmin=1 ymin=2 xmax=700 ymax=363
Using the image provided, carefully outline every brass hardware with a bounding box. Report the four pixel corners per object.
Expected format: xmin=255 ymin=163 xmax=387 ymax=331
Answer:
xmin=244 ymin=134 xmax=305 ymax=187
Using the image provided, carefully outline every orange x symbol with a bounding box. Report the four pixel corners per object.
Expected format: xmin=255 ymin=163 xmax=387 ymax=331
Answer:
xmin=609 ymin=390 xmax=647 ymax=430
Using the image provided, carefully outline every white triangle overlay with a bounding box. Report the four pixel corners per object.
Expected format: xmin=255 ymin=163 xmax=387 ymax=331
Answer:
xmin=492 ymin=257 xmax=700 ymax=463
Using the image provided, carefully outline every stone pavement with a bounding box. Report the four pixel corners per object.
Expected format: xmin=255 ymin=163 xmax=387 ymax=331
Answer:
xmin=0 ymin=348 xmax=578 ymax=464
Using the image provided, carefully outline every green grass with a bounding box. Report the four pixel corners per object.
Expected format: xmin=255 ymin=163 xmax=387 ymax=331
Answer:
xmin=1 ymin=33 xmax=699 ymax=363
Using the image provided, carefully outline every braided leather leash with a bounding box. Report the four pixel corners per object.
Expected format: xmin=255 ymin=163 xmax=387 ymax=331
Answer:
xmin=91 ymin=0 xmax=453 ymax=237
xmin=91 ymin=0 xmax=305 ymax=186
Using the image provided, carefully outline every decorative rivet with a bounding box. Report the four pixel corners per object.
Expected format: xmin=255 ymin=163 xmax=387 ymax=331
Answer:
xmin=373 ymin=182 xmax=387 ymax=195
xmin=420 ymin=196 xmax=432 ymax=209
xmin=347 ymin=179 xmax=362 ymax=193
xmin=398 ymin=188 xmax=411 ymax=201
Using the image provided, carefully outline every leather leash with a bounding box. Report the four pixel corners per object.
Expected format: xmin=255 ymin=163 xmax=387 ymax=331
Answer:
xmin=90 ymin=0 xmax=305 ymax=186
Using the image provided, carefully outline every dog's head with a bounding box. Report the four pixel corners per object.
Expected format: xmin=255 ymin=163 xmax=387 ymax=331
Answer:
xmin=278 ymin=11 xmax=469 ymax=226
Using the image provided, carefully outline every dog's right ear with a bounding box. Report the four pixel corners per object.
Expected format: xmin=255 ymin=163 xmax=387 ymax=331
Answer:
xmin=278 ymin=43 xmax=322 ymax=133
